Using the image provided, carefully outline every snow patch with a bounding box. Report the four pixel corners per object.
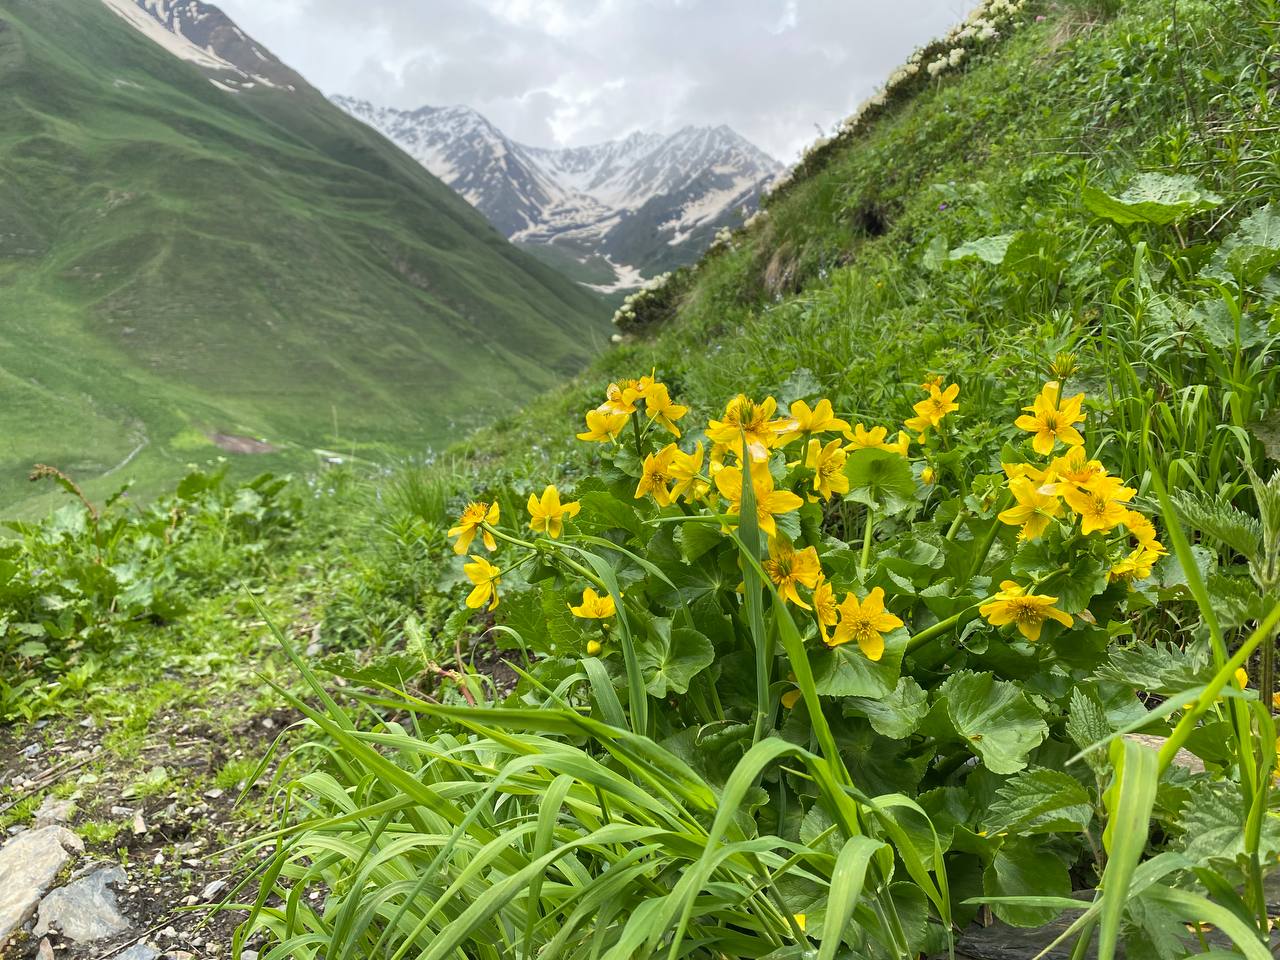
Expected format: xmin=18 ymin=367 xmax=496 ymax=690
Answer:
xmin=100 ymin=0 xmax=239 ymax=73
xmin=585 ymin=258 xmax=646 ymax=294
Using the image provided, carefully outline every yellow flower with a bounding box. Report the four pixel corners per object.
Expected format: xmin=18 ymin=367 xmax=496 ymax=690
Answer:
xmin=793 ymin=913 xmax=807 ymax=933
xmin=643 ymin=382 xmax=689 ymax=437
xmin=1109 ymin=546 xmax=1160 ymax=583
xmin=781 ymin=399 xmax=850 ymax=442
xmin=669 ymin=442 xmax=709 ymax=501
xmin=763 ymin=539 xmax=822 ymax=609
xmin=448 ymin=501 xmax=499 ymax=555
xmin=1002 ymin=461 xmax=1054 ymax=485
xmin=601 ymin=380 xmax=641 ymax=416
xmin=845 ymin=423 xmax=891 ymax=449
xmin=979 ymin=580 xmax=1073 ymax=642
xmin=527 ymin=485 xmax=580 ymax=539
xmin=913 ymin=382 xmax=960 ymax=427
xmin=904 ymin=412 xmax=934 ymax=443
xmin=713 ymin=460 xmax=804 ymax=539
xmin=921 ymin=374 xmax=945 ymax=393
xmin=707 ymin=395 xmax=789 ymax=460
xmin=813 ymin=575 xmax=838 ymax=644
xmin=1123 ymin=510 xmax=1165 ymax=555
xmin=998 ymin=476 xmax=1062 ymax=541
xmin=921 ymin=466 xmax=938 ymax=485
xmin=804 ymin=437 xmax=849 ymax=501
xmin=1235 ymin=667 xmax=1249 ymax=689
xmin=1047 ymin=447 xmax=1104 ymax=488
xmin=635 ymin=443 xmax=679 ymax=506
xmin=886 ymin=430 xmax=912 ymax=457
xmin=831 ymin=587 xmax=903 ymax=661
xmin=1015 ymin=381 xmax=1085 ymax=456
xmin=1062 ymin=475 xmax=1137 ymax=535
xmin=577 ymin=408 xmax=629 ymax=443
xmin=464 ymin=555 xmax=501 ymax=611
xmin=570 ymin=587 xmax=616 ymax=619
xmin=781 ymin=687 xmax=803 ymax=709
xmin=586 ymin=639 xmax=604 ymax=657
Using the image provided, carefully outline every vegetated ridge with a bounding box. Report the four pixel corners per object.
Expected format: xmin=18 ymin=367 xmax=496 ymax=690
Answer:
xmin=333 ymin=96 xmax=783 ymax=291
xmin=0 ymin=0 xmax=609 ymax=511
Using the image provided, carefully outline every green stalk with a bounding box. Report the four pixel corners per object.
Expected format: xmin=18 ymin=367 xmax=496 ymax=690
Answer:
xmin=860 ymin=507 xmax=876 ymax=579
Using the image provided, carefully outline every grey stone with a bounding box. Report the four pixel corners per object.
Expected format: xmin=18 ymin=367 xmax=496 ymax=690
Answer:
xmin=1123 ymin=733 xmax=1205 ymax=773
xmin=200 ymin=879 xmax=227 ymax=900
xmin=33 ymin=796 xmax=76 ymax=829
xmin=35 ymin=864 xmax=131 ymax=942
xmin=0 ymin=825 xmax=85 ymax=946
xmin=117 ymin=943 xmax=161 ymax=960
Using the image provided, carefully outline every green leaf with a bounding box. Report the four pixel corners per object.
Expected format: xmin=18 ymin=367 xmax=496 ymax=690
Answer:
xmin=811 ymin=627 xmax=907 ymax=699
xmin=843 ymin=448 xmax=917 ymax=516
xmin=947 ymin=233 xmax=1015 ymax=265
xmin=983 ymin=837 xmax=1072 ymax=927
xmin=1065 ymin=688 xmax=1113 ymax=775
xmin=984 ymin=768 xmax=1093 ymax=836
xmin=637 ymin=620 xmax=714 ymax=697
xmin=1083 ymin=173 xmax=1222 ymax=226
xmin=1202 ymin=203 xmax=1280 ymax=284
xmin=930 ymin=671 xmax=1048 ymax=775
xmin=844 ymin=676 xmax=928 ymax=739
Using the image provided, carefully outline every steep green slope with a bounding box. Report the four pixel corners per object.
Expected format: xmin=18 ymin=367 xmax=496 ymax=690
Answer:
xmin=455 ymin=0 xmax=1273 ymax=498
xmin=0 ymin=0 xmax=608 ymax=509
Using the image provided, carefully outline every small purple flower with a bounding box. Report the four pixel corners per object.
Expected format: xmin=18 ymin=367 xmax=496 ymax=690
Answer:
xmin=938 ymin=202 xmax=949 ymax=211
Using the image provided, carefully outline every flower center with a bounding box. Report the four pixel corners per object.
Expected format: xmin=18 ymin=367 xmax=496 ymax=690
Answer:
xmin=1009 ymin=599 xmax=1044 ymax=624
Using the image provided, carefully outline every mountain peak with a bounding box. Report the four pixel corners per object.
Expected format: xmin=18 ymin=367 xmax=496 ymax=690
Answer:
xmin=100 ymin=0 xmax=306 ymax=92
xmin=334 ymin=95 xmax=784 ymax=289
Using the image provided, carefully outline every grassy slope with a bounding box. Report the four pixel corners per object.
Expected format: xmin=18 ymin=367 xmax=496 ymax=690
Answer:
xmin=0 ymin=0 xmax=610 ymax=512
xmin=447 ymin=0 xmax=1255 ymax=490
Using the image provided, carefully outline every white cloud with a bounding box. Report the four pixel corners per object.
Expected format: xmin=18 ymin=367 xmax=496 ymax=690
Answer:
xmin=215 ymin=0 xmax=969 ymax=160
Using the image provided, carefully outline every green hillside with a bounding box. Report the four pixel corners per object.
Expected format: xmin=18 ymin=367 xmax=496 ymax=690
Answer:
xmin=0 ymin=0 xmax=609 ymax=511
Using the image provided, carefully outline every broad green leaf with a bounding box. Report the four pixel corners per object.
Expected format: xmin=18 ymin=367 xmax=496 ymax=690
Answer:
xmin=811 ymin=627 xmax=907 ymax=698
xmin=947 ymin=233 xmax=1015 ymax=265
xmin=843 ymin=448 xmax=917 ymax=516
xmin=983 ymin=837 xmax=1072 ymax=927
xmin=844 ymin=676 xmax=928 ymax=739
xmin=1202 ymin=203 xmax=1280 ymax=284
xmin=637 ymin=620 xmax=714 ymax=697
xmin=1082 ymin=173 xmax=1222 ymax=226
xmin=984 ymin=768 xmax=1093 ymax=836
xmin=931 ymin=671 xmax=1048 ymax=775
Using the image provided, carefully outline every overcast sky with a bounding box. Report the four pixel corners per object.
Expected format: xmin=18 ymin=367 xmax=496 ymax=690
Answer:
xmin=216 ymin=0 xmax=970 ymax=161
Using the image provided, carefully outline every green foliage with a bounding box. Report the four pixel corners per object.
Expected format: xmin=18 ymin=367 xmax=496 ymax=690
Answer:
xmin=0 ymin=466 xmax=298 ymax=719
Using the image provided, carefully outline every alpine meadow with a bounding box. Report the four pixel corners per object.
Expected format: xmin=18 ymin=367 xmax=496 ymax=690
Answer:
xmin=3 ymin=2 xmax=1280 ymax=960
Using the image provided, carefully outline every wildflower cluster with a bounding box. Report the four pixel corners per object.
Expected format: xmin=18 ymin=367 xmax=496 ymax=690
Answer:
xmin=610 ymin=272 xmax=674 ymax=332
xmin=979 ymin=380 xmax=1166 ymax=641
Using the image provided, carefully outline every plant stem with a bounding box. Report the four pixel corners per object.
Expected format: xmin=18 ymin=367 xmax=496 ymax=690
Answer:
xmin=630 ymin=410 xmax=645 ymax=461
xmin=860 ymin=508 xmax=876 ymax=578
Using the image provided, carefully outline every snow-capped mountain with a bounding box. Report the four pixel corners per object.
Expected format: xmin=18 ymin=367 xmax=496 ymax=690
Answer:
xmin=333 ymin=97 xmax=783 ymax=288
xmin=100 ymin=0 xmax=306 ymax=92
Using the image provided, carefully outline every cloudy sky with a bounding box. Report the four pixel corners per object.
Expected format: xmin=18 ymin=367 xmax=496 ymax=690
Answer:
xmin=216 ymin=0 xmax=969 ymax=161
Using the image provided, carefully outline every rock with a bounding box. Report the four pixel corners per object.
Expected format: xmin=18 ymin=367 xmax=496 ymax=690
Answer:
xmin=117 ymin=944 xmax=161 ymax=960
xmin=241 ymin=951 xmax=259 ymax=960
xmin=0 ymin=825 xmax=85 ymax=946
xmin=37 ymin=937 xmax=54 ymax=960
xmin=203 ymin=789 xmax=224 ymax=800
xmin=200 ymin=879 xmax=227 ymax=900
xmin=33 ymin=796 xmax=76 ymax=829
xmin=35 ymin=864 xmax=132 ymax=942
xmin=1123 ymin=733 xmax=1205 ymax=773
xmin=132 ymin=812 xmax=148 ymax=835
xmin=160 ymin=926 xmax=179 ymax=940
